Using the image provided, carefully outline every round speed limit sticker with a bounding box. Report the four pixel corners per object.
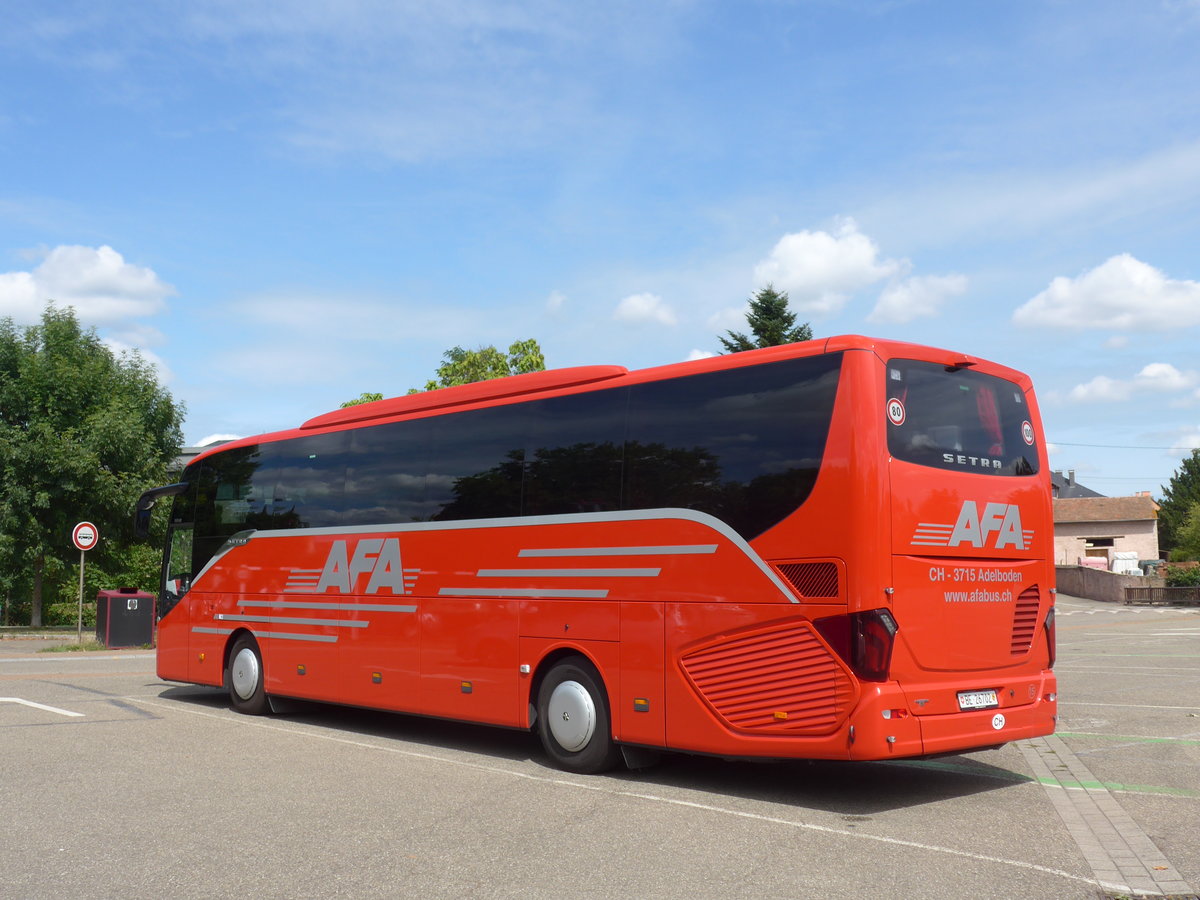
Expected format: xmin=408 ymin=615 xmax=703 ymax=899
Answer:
xmin=1021 ymin=420 xmax=1035 ymax=445
xmin=887 ymin=398 xmax=906 ymax=426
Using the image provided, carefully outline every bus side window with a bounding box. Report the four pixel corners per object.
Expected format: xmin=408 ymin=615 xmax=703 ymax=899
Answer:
xmin=164 ymin=525 xmax=193 ymax=607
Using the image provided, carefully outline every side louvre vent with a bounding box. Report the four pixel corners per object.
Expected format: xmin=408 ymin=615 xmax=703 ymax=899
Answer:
xmin=680 ymin=621 xmax=854 ymax=735
xmin=1011 ymin=586 xmax=1040 ymax=656
xmin=775 ymin=561 xmax=840 ymax=599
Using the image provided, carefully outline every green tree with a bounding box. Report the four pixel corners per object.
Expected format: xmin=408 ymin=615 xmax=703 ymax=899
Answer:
xmin=340 ymin=392 xmax=384 ymax=408
xmin=1165 ymin=500 xmax=1200 ymax=562
xmin=1157 ymin=449 xmax=1200 ymax=555
xmin=0 ymin=306 xmax=184 ymax=626
xmin=412 ymin=338 xmax=546 ymax=393
xmin=719 ymin=285 xmax=813 ymax=353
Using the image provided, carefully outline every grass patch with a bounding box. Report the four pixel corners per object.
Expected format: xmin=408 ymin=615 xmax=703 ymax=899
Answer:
xmin=39 ymin=640 xmax=109 ymax=653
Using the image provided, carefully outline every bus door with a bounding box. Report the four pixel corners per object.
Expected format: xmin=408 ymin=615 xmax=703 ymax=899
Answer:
xmin=158 ymin=522 xmax=192 ymax=682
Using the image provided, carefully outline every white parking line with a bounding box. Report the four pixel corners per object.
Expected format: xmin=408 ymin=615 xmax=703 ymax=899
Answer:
xmin=129 ymin=695 xmax=1102 ymax=892
xmin=1067 ymin=701 xmax=1200 ymax=711
xmin=0 ymin=697 xmax=85 ymax=717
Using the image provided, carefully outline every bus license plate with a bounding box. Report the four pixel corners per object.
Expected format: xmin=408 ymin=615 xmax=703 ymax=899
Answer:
xmin=957 ymin=689 xmax=999 ymax=711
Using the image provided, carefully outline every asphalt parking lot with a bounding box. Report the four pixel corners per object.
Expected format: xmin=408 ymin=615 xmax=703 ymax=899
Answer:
xmin=2 ymin=594 xmax=1197 ymax=900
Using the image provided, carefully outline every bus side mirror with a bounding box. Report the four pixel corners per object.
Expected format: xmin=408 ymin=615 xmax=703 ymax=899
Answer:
xmin=134 ymin=483 xmax=189 ymax=539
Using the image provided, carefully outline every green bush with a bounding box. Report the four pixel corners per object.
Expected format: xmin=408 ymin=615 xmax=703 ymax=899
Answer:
xmin=1163 ymin=564 xmax=1200 ymax=587
xmin=43 ymin=601 xmax=97 ymax=628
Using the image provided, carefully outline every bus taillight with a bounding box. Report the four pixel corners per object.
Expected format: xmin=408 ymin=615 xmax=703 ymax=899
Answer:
xmin=815 ymin=609 xmax=899 ymax=683
xmin=854 ymin=609 xmax=899 ymax=682
xmin=1044 ymin=606 xmax=1056 ymax=668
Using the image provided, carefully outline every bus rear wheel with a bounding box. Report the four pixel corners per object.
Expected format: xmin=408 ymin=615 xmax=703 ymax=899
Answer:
xmin=536 ymin=658 xmax=620 ymax=774
xmin=228 ymin=634 xmax=268 ymax=715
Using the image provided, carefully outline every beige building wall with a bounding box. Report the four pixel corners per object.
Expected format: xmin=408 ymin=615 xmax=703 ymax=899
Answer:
xmin=1053 ymin=518 xmax=1159 ymax=566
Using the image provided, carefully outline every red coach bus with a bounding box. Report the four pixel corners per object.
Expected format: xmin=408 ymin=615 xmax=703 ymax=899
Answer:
xmin=136 ymin=335 xmax=1057 ymax=773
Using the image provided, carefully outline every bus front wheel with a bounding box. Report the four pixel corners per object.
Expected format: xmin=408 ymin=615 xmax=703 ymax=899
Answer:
xmin=228 ymin=634 xmax=268 ymax=715
xmin=536 ymin=658 xmax=620 ymax=774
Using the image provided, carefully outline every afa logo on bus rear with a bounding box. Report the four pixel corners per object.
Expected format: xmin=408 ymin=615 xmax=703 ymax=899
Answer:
xmin=911 ymin=501 xmax=1034 ymax=551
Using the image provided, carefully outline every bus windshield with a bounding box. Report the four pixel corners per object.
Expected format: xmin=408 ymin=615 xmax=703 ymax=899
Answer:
xmin=886 ymin=359 xmax=1038 ymax=477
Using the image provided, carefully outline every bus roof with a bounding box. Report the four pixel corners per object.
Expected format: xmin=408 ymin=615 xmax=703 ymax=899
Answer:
xmin=184 ymin=334 xmax=1034 ymax=467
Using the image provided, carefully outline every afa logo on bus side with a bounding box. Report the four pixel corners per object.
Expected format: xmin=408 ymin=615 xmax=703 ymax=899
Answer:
xmin=315 ymin=538 xmax=407 ymax=594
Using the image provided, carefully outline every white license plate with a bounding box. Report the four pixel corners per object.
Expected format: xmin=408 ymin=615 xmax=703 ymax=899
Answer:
xmin=958 ymin=689 xmax=999 ymax=711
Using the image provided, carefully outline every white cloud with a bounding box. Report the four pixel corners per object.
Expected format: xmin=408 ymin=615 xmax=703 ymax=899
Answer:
xmin=1068 ymin=363 xmax=1199 ymax=403
xmin=1013 ymin=254 xmax=1200 ymax=330
xmin=706 ymin=306 xmax=748 ymax=332
xmin=687 ymin=348 xmax=718 ymax=361
xmin=545 ymin=290 xmax=566 ymax=314
xmin=1069 ymin=375 xmax=1132 ymax=402
xmin=859 ymin=140 xmax=1200 ymax=251
xmin=614 ymin=292 xmax=677 ymax=326
xmin=1175 ymin=431 xmax=1200 ymax=451
xmin=1137 ymin=362 xmax=1198 ymax=392
xmin=101 ymin=337 xmax=173 ymax=383
xmin=869 ymin=274 xmax=968 ymax=324
xmin=0 ymin=245 xmax=174 ymax=333
xmin=195 ymin=433 xmax=242 ymax=447
xmin=753 ymin=219 xmax=904 ymax=317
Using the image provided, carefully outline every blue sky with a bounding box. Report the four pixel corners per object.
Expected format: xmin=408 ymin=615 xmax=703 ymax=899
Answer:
xmin=2 ymin=0 xmax=1199 ymax=498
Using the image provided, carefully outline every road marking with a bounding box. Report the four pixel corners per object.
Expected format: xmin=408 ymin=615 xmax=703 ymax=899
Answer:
xmin=1019 ymin=735 xmax=1195 ymax=897
xmin=1057 ymin=730 xmax=1200 ymax=746
xmin=127 ymin=695 xmax=1106 ymax=893
xmin=884 ymin=757 xmax=1199 ymax=798
xmin=0 ymin=697 xmax=84 ymax=717
xmin=0 ymin=653 xmax=155 ymax=663
xmin=1055 ymin=665 xmax=1200 ymax=674
xmin=1066 ymin=701 xmax=1200 ymax=711
xmin=1058 ymin=608 xmax=1199 ymax=617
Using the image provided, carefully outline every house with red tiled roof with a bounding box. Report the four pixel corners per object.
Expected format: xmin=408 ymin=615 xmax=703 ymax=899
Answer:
xmin=1053 ymin=493 xmax=1160 ymax=568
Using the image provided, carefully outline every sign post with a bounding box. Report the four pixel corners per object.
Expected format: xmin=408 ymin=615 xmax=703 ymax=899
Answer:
xmin=72 ymin=522 xmax=99 ymax=644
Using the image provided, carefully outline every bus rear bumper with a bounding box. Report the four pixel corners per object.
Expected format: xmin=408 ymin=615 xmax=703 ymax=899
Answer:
xmin=846 ymin=675 xmax=1057 ymax=760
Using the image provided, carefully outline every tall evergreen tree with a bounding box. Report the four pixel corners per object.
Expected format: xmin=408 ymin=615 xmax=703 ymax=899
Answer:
xmin=0 ymin=306 xmax=184 ymax=625
xmin=1158 ymin=448 xmax=1200 ymax=555
xmin=719 ymin=285 xmax=813 ymax=353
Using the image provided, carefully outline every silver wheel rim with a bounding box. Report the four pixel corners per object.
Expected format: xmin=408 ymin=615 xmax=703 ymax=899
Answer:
xmin=547 ymin=680 xmax=596 ymax=752
xmin=231 ymin=646 xmax=260 ymax=701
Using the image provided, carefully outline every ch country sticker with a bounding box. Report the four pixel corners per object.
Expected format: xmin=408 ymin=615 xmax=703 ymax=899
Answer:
xmin=285 ymin=538 xmax=421 ymax=594
xmin=911 ymin=501 xmax=1034 ymax=551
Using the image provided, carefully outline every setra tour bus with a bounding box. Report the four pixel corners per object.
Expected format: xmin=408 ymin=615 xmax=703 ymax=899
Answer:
xmin=136 ymin=335 xmax=1057 ymax=773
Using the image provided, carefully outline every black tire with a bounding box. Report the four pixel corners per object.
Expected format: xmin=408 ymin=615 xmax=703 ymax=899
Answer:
xmin=536 ymin=657 xmax=620 ymax=774
xmin=227 ymin=634 xmax=268 ymax=715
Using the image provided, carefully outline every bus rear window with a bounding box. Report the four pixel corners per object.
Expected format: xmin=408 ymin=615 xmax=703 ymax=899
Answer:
xmin=886 ymin=360 xmax=1038 ymax=477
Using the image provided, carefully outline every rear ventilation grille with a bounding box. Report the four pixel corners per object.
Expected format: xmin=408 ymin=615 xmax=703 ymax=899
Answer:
xmin=680 ymin=621 xmax=854 ymax=735
xmin=1011 ymin=586 xmax=1040 ymax=656
xmin=775 ymin=562 xmax=840 ymax=599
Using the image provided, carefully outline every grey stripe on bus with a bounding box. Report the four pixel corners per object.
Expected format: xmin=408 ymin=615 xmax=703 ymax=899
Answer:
xmin=239 ymin=600 xmax=418 ymax=613
xmin=255 ymin=631 xmax=338 ymax=643
xmin=476 ymin=567 xmax=661 ymax=578
xmin=193 ymin=509 xmax=799 ymax=604
xmin=216 ymin=614 xmax=368 ymax=628
xmin=518 ymin=544 xmax=718 ymax=557
xmin=438 ymin=587 xmax=609 ymax=599
xmin=190 ymin=626 xmax=337 ymax=644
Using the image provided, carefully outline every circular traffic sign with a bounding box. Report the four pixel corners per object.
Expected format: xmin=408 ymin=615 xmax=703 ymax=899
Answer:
xmin=72 ymin=521 xmax=99 ymax=552
xmin=886 ymin=397 xmax=906 ymax=426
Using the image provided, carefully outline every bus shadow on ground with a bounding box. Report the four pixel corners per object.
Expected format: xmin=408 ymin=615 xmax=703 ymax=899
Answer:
xmin=158 ymin=685 xmax=1029 ymax=816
